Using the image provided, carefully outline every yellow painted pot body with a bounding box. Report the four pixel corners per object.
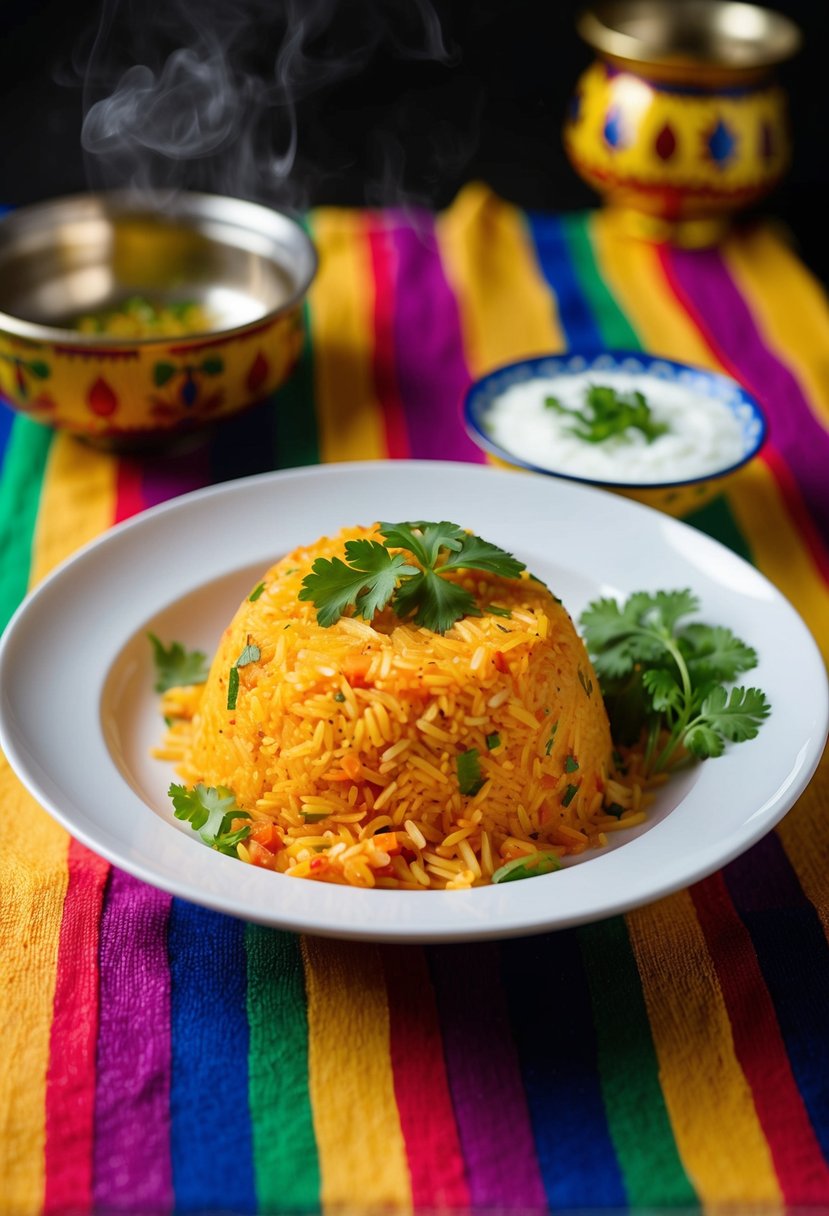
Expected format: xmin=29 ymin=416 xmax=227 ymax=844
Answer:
xmin=0 ymin=310 xmax=304 ymax=444
xmin=564 ymin=57 xmax=790 ymax=246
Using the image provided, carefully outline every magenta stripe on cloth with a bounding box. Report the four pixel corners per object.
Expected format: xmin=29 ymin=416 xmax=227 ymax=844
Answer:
xmin=93 ymin=870 xmax=173 ymax=1211
xmin=427 ymin=944 xmax=548 ymax=1210
xmin=390 ymin=215 xmax=485 ymax=463
xmin=139 ymin=438 xmax=214 ymax=510
xmin=664 ymin=245 xmax=829 ymax=548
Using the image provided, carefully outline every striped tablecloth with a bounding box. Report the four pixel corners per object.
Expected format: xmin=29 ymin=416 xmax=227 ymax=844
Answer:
xmin=2 ymin=183 xmax=829 ymax=1213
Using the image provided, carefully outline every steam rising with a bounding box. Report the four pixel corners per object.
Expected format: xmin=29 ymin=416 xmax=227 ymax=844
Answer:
xmin=81 ymin=0 xmax=470 ymax=208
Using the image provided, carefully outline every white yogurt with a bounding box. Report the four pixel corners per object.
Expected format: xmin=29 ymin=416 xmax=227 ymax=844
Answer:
xmin=483 ymin=371 xmax=748 ymax=485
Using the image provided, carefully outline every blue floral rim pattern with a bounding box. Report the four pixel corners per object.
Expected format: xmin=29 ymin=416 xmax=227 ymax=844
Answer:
xmin=462 ymin=350 xmax=767 ymax=491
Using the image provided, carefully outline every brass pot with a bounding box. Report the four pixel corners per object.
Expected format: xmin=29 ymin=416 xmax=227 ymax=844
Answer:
xmin=564 ymin=1 xmax=801 ymax=246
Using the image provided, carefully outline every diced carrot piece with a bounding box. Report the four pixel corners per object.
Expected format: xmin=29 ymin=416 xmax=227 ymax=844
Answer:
xmin=250 ymin=821 xmax=278 ymax=850
xmin=342 ymin=653 xmax=374 ymax=687
xmin=341 ymin=753 xmax=364 ymax=781
xmin=248 ymin=840 xmax=277 ymax=870
xmin=374 ymin=832 xmax=400 ymax=854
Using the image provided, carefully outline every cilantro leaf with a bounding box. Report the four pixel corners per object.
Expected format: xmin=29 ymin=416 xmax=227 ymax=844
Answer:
xmin=235 ymin=641 xmax=261 ymax=667
xmin=681 ymin=624 xmax=758 ymax=683
xmin=393 ymin=567 xmax=480 ymax=634
xmin=641 ymin=668 xmax=683 ymax=713
xmin=148 ymin=633 xmax=209 ymax=692
xmin=380 ymin=521 xmax=466 ymax=566
xmin=682 ymin=723 xmax=725 ymax=760
xmin=168 ymin=782 xmax=250 ymax=855
xmin=440 ymin=532 xmax=525 ymax=579
xmin=227 ymin=666 xmax=240 ymax=710
xmin=492 ymin=851 xmax=562 ymax=883
xmin=696 ymin=685 xmax=771 ymax=743
xmin=457 ymin=748 xmax=485 ymax=797
xmin=299 ymin=543 xmax=417 ymax=627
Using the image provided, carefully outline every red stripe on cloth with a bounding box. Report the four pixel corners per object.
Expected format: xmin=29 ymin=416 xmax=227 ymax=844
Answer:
xmin=114 ymin=459 xmax=145 ymax=524
xmin=382 ymin=948 xmax=470 ymax=1209
xmin=368 ymin=220 xmax=411 ymax=459
xmin=655 ymin=245 xmax=829 ymax=586
xmin=691 ymin=872 xmax=829 ymax=1204
xmin=43 ymin=840 xmax=110 ymax=1215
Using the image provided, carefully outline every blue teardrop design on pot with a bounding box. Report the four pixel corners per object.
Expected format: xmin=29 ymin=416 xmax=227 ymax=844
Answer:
xmin=181 ymin=371 xmax=198 ymax=409
xmin=707 ymin=119 xmax=737 ymax=166
xmin=603 ymin=106 xmax=625 ymax=149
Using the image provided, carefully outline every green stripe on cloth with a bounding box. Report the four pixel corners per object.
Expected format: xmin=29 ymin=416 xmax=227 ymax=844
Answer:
xmin=273 ymin=299 xmax=319 ymax=468
xmin=683 ymin=495 xmax=754 ymax=563
xmin=562 ymin=215 xmax=642 ymax=351
xmin=0 ymin=417 xmax=52 ymax=629
xmin=245 ymin=926 xmax=320 ymax=1211
xmin=579 ymin=918 xmax=695 ymax=1206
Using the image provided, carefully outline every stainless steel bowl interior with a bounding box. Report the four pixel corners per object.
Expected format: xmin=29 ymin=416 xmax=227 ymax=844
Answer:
xmin=578 ymin=0 xmax=801 ymax=68
xmin=0 ymin=192 xmax=317 ymax=343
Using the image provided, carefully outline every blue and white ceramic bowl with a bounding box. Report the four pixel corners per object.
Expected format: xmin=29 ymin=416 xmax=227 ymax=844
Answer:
xmin=463 ymin=351 xmax=767 ymax=516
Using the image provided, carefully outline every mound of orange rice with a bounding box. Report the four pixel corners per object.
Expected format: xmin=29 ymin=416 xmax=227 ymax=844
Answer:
xmin=158 ymin=526 xmax=647 ymax=889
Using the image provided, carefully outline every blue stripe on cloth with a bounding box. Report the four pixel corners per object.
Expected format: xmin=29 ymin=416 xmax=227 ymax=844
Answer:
xmin=0 ymin=401 xmax=16 ymax=472
xmin=526 ymin=212 xmax=605 ymax=351
xmin=724 ymin=832 xmax=829 ymax=1163
xmin=168 ymin=900 xmax=257 ymax=1213
xmin=500 ymin=930 xmax=627 ymax=1207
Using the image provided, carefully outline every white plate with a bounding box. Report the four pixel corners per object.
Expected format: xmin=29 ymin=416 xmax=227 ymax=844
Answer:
xmin=0 ymin=461 xmax=826 ymax=942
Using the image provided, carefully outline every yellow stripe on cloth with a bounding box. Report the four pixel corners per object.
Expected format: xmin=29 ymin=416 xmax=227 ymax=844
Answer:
xmin=724 ymin=225 xmax=829 ymax=431
xmin=725 ymin=461 xmax=829 ymax=662
xmin=590 ymin=211 xmax=715 ymax=367
xmin=309 ymin=210 xmax=386 ymax=463
xmin=30 ymin=434 xmax=119 ymax=583
xmin=777 ymin=746 xmax=829 ymax=941
xmin=302 ymin=937 xmax=411 ymax=1209
xmin=627 ymin=890 xmax=781 ymax=1205
xmin=0 ymin=767 xmax=68 ymax=1212
xmin=0 ymin=433 xmax=117 ymax=1211
xmin=437 ymin=182 xmax=563 ymax=375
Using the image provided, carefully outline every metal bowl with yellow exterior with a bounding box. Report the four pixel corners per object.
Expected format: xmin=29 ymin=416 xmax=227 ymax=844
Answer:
xmin=0 ymin=192 xmax=317 ymax=446
xmin=463 ymin=351 xmax=766 ymax=517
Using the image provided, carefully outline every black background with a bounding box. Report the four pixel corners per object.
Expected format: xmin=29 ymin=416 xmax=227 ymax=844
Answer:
xmin=1 ymin=0 xmax=827 ymax=280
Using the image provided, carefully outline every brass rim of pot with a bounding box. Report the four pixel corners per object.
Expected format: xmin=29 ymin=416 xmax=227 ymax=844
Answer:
xmin=577 ymin=0 xmax=801 ymax=83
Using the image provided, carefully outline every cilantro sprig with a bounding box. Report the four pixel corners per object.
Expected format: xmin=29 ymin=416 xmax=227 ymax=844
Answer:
xmin=546 ymin=383 xmax=669 ymax=445
xmin=168 ymin=783 xmax=250 ymax=855
xmin=299 ymin=521 xmax=526 ymax=634
xmin=149 ymin=634 xmax=209 ymax=692
xmin=579 ymin=590 xmax=770 ymax=772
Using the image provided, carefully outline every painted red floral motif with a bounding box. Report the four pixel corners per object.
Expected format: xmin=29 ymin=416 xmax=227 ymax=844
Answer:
xmin=246 ymin=351 xmax=270 ymax=394
xmin=87 ymin=377 xmax=118 ymax=417
xmin=655 ymin=123 xmax=677 ymax=161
